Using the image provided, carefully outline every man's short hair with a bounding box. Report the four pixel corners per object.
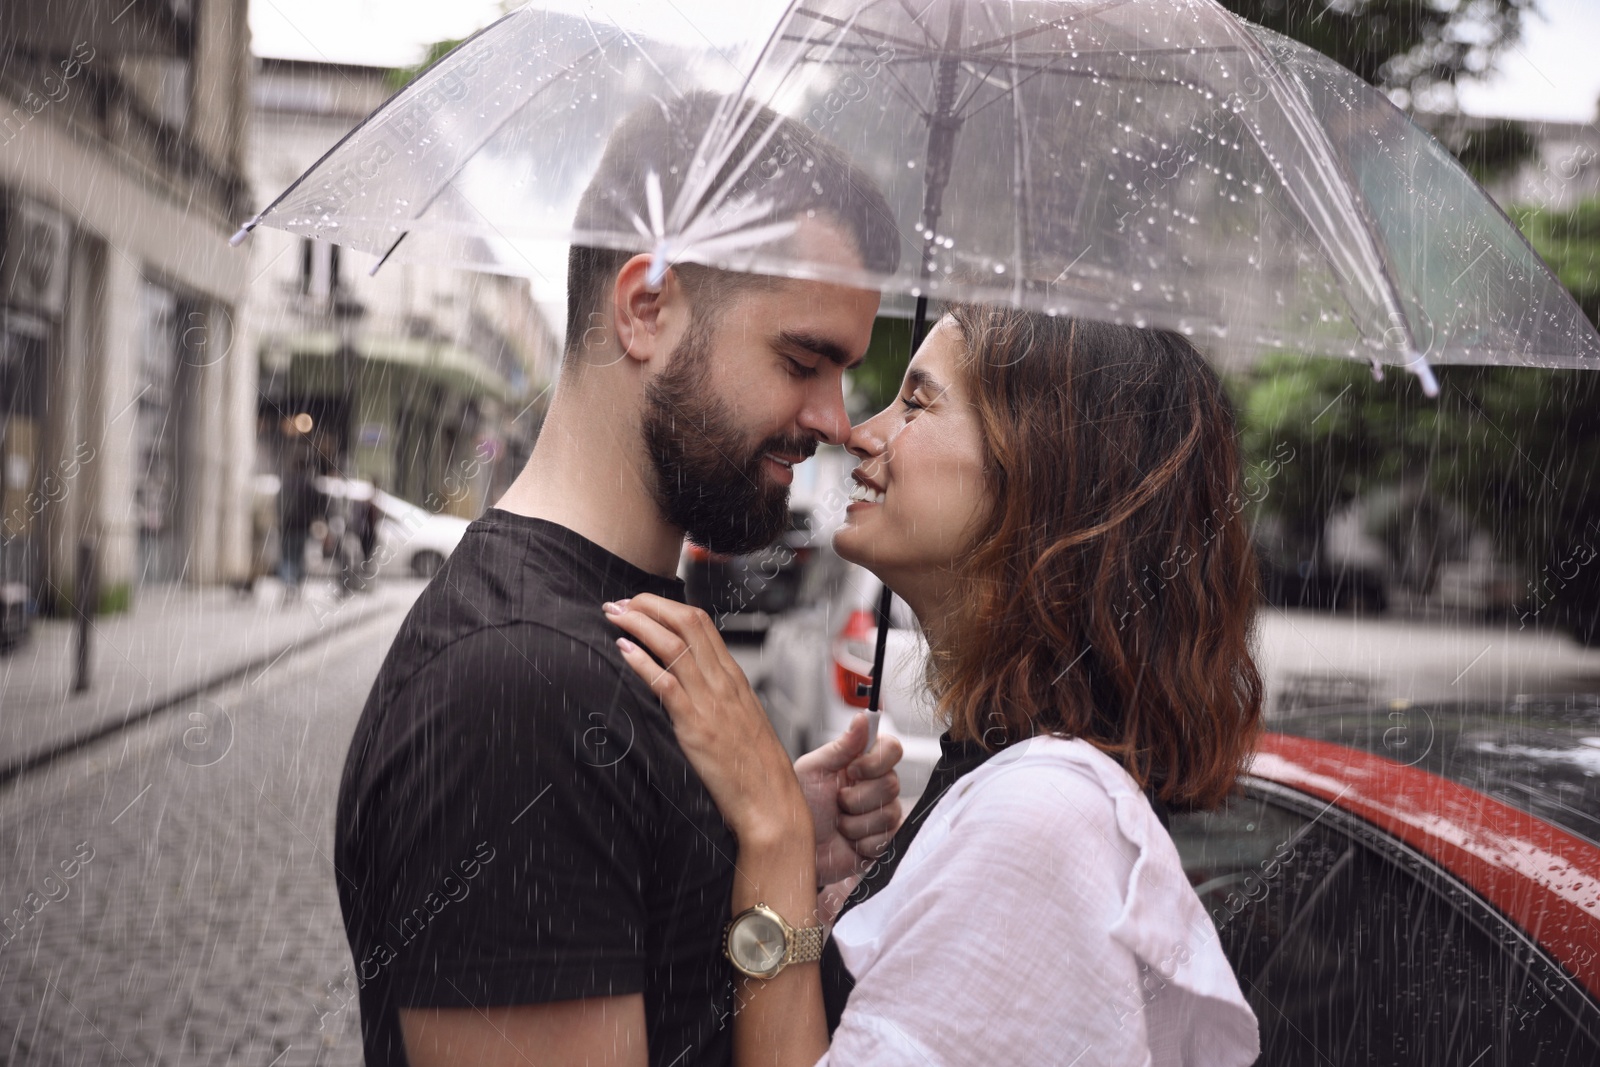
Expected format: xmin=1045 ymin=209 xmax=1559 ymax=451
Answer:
xmin=565 ymin=92 xmax=901 ymax=357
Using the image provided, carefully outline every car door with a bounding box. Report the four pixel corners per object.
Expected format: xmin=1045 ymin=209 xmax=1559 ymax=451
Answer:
xmin=1168 ymin=782 xmax=1600 ymax=1065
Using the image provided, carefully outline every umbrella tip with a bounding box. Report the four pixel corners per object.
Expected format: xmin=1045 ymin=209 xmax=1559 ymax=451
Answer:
xmin=1368 ymin=359 xmax=1384 ymax=383
xmin=1410 ymin=356 xmax=1440 ymax=398
xmin=229 ymin=224 xmax=254 ymax=247
xmin=645 ymin=244 xmax=670 ymax=291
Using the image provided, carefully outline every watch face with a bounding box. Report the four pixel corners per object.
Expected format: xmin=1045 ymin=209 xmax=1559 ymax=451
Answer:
xmin=728 ymin=911 xmax=787 ymax=977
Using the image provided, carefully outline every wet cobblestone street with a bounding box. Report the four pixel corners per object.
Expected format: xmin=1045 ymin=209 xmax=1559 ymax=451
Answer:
xmin=0 ymin=611 xmax=407 ymax=1066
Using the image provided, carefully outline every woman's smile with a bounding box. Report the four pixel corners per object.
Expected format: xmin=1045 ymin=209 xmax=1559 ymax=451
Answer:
xmin=846 ymin=470 xmax=885 ymax=507
xmin=834 ymin=316 xmax=992 ymax=614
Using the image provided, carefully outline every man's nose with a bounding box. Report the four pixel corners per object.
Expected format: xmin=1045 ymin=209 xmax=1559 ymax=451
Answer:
xmin=800 ymin=377 xmax=853 ymax=447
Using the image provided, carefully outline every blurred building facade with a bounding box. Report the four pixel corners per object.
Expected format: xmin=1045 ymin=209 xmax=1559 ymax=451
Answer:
xmin=0 ymin=0 xmax=254 ymax=616
xmin=242 ymin=58 xmax=558 ymax=549
xmin=1427 ymin=113 xmax=1600 ymax=212
xmin=1495 ymin=121 xmax=1600 ymax=210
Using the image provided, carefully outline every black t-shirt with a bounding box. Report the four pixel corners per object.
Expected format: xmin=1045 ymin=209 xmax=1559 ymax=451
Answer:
xmin=335 ymin=511 xmax=736 ymax=1067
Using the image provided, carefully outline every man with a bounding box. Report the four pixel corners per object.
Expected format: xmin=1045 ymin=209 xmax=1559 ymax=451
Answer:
xmin=277 ymin=450 xmax=319 ymax=596
xmin=335 ymin=94 xmax=904 ymax=1067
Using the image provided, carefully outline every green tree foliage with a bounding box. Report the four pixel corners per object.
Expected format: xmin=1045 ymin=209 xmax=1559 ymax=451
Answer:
xmin=1218 ymin=0 xmax=1536 ymax=102
xmin=1235 ymin=249 xmax=1600 ymax=627
xmin=1235 ymin=353 xmax=1600 ymax=579
xmin=1235 ymin=354 xmax=1426 ymax=564
xmin=1221 ymin=1 xmax=1600 ymax=636
xmin=848 ymin=316 xmax=915 ymax=416
xmin=387 ymin=39 xmax=465 ymax=91
xmin=1511 ymin=199 xmax=1600 ymax=325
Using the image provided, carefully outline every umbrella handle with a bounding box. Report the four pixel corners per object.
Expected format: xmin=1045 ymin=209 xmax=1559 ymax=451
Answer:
xmin=863 ymin=296 xmax=931 ymax=754
xmin=865 ymin=583 xmax=894 ymax=752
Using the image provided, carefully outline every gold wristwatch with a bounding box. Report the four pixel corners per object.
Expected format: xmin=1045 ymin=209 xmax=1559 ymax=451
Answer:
xmin=723 ymin=902 xmax=826 ymax=979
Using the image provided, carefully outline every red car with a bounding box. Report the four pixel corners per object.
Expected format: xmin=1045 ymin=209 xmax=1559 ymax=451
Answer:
xmin=1167 ymin=696 xmax=1600 ymax=1064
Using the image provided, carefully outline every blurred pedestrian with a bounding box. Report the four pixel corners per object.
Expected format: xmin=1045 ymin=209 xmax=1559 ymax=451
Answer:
xmin=339 ymin=481 xmax=382 ymax=595
xmin=357 ymin=481 xmax=381 ymax=573
xmin=277 ymin=454 xmax=318 ymax=596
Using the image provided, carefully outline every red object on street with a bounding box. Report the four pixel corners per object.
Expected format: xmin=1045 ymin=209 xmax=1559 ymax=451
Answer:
xmin=1250 ymin=733 xmax=1600 ymax=1001
xmin=681 ymin=543 xmax=720 ymax=566
xmin=832 ymin=608 xmax=876 ymax=709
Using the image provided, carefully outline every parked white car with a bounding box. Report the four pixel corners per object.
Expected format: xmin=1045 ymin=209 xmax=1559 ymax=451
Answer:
xmin=311 ymin=476 xmax=472 ymax=579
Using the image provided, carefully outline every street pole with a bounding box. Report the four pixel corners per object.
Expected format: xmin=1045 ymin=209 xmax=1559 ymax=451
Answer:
xmin=72 ymin=537 xmax=95 ymax=693
xmin=331 ymin=290 xmax=366 ymax=594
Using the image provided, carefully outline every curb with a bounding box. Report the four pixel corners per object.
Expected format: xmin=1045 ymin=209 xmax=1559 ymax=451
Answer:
xmin=0 ymin=594 xmax=404 ymax=788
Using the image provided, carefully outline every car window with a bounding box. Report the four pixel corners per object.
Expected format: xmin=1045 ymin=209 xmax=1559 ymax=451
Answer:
xmin=1169 ymin=786 xmax=1600 ymax=1065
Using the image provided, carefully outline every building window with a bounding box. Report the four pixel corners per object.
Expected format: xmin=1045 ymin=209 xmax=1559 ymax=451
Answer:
xmin=298 ymin=238 xmax=341 ymax=300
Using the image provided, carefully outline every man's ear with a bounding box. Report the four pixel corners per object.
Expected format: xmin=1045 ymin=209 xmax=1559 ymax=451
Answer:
xmin=613 ymin=254 xmax=688 ymax=365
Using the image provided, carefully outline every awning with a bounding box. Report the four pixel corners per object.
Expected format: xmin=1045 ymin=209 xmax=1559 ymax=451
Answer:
xmin=262 ymin=330 xmax=518 ymax=404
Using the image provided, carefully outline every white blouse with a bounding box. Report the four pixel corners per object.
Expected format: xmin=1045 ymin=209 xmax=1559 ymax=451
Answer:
xmin=819 ymin=735 xmax=1259 ymax=1067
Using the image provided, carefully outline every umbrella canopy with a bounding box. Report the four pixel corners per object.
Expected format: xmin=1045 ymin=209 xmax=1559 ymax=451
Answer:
xmin=235 ymin=0 xmax=1600 ymax=391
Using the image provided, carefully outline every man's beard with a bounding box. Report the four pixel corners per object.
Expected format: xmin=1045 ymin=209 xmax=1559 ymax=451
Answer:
xmin=642 ymin=319 xmax=814 ymax=556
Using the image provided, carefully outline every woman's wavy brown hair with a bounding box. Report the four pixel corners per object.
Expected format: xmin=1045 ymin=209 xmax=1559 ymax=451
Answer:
xmin=934 ymin=305 xmax=1262 ymax=811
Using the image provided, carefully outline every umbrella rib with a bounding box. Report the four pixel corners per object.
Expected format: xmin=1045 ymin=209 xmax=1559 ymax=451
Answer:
xmin=669 ymin=1 xmax=833 ymax=228
xmin=411 ymin=44 xmax=620 ymax=235
xmin=990 ymin=2 xmax=1032 ymax=308
xmin=777 ymin=35 xmax=943 ymax=63
xmin=785 ymin=36 xmax=1223 ymax=67
xmin=787 ymin=6 xmax=926 ymax=53
xmin=951 ymin=58 xmax=1006 ymax=117
xmin=788 ymin=18 xmax=934 ymax=117
xmin=581 ymin=11 xmax=626 ymax=76
xmin=1235 ymin=27 xmax=1428 ymax=383
xmin=954 ymin=49 xmax=1245 ymax=126
xmin=973 ymin=44 xmax=1251 ymax=61
xmin=964 ymin=0 xmax=1135 ymax=54
xmin=959 ymin=59 xmax=1056 ymax=123
xmin=656 ymin=0 xmax=830 ymax=226
xmin=784 ymin=42 xmax=1251 ymax=64
xmin=877 ymin=56 xmax=933 ymax=122
xmin=606 ymin=19 xmax=684 ymax=99
xmin=367 ymin=232 xmax=407 ymax=277
xmin=676 ymin=6 xmax=872 ymax=232
xmin=741 ymin=19 xmax=926 ymax=264
xmin=234 ymin=9 xmax=520 ymax=237
xmin=953 ymin=22 xmax=1146 ymax=125
xmin=893 ymin=0 xmax=946 ymax=49
xmin=672 ymin=86 xmax=803 ymax=235
xmin=671 ymin=13 xmax=814 ymax=231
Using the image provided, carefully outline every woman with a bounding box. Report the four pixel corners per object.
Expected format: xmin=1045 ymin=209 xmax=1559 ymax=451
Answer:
xmin=606 ymin=306 xmax=1263 ymax=1065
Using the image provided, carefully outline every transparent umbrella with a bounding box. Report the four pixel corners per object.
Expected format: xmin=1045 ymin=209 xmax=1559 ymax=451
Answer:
xmin=233 ymin=0 xmax=1600 ymax=726
xmin=234 ymin=0 xmax=1600 ymax=388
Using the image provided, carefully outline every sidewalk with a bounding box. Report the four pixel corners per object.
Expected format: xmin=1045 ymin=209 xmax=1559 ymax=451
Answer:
xmin=1257 ymin=607 xmax=1600 ymax=715
xmin=0 ymin=577 xmax=424 ymax=779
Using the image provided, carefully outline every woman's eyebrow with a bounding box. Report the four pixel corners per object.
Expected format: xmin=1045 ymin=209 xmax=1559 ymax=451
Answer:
xmin=905 ymin=367 xmax=946 ymax=397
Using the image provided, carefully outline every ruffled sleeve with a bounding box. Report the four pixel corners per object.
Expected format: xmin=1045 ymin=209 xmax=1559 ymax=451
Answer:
xmin=818 ymin=737 xmax=1258 ymax=1067
xmin=1102 ymin=760 xmax=1263 ymax=1064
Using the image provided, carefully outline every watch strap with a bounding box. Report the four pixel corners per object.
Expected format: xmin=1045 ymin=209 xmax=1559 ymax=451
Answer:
xmin=785 ymin=923 xmax=826 ymax=966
